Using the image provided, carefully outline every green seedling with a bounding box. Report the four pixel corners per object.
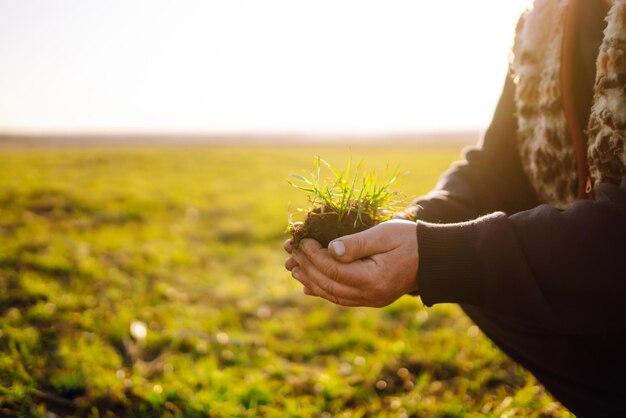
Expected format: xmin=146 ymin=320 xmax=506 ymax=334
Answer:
xmin=288 ymin=156 xmax=401 ymax=248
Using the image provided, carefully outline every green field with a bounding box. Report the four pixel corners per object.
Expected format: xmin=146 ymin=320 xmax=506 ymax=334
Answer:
xmin=0 ymin=144 xmax=572 ymax=417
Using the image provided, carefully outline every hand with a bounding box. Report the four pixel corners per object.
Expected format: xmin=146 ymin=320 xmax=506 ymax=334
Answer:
xmin=283 ymin=220 xmax=419 ymax=307
xmin=392 ymin=205 xmax=419 ymax=221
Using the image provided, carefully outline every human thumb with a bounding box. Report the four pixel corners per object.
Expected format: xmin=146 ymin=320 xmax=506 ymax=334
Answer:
xmin=328 ymin=223 xmax=395 ymax=262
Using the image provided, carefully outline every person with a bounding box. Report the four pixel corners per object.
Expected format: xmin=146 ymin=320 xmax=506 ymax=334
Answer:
xmin=283 ymin=0 xmax=626 ymax=416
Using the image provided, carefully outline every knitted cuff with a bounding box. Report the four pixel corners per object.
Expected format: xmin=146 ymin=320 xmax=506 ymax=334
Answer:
xmin=416 ymin=219 xmax=485 ymax=307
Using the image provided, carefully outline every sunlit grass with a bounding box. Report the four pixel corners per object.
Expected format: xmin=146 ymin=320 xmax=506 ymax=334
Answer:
xmin=0 ymin=145 xmax=571 ymax=417
xmin=289 ymin=156 xmax=401 ymax=224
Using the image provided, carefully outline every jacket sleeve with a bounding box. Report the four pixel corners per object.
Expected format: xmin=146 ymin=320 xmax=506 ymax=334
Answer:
xmin=403 ymin=72 xmax=538 ymax=224
xmin=416 ymin=179 xmax=626 ymax=336
xmin=408 ymin=75 xmax=626 ymax=337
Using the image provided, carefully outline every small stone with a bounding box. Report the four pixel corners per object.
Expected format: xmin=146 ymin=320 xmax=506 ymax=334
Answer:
xmin=375 ymin=380 xmax=387 ymax=390
xmin=256 ymin=305 xmax=272 ymax=319
xmin=216 ymin=332 xmax=229 ymax=345
xmin=467 ymin=325 xmax=480 ymax=337
xmin=130 ymin=320 xmax=147 ymax=341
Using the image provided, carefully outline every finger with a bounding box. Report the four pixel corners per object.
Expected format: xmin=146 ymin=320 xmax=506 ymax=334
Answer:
xmin=292 ymin=266 xmax=331 ymax=298
xmin=298 ymin=239 xmax=379 ymax=286
xmin=284 ymin=239 xmax=294 ymax=254
xmin=392 ymin=211 xmax=409 ymax=220
xmin=328 ymin=220 xmax=412 ymax=262
xmin=284 ymin=257 xmax=298 ymax=271
xmin=393 ymin=206 xmax=418 ymax=221
xmin=291 ymin=250 xmax=367 ymax=302
xmin=298 ymin=238 xmax=323 ymax=253
xmin=296 ymin=268 xmax=363 ymax=307
xmin=328 ymin=223 xmax=397 ymax=262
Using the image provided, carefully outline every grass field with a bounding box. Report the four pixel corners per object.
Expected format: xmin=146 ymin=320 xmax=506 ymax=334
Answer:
xmin=0 ymin=144 xmax=572 ymax=417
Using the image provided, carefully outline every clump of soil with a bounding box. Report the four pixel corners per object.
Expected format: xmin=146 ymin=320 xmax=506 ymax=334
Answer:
xmin=291 ymin=206 xmax=377 ymax=248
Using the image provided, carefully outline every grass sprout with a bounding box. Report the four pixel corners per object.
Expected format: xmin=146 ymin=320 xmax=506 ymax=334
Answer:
xmin=288 ymin=156 xmax=401 ymax=226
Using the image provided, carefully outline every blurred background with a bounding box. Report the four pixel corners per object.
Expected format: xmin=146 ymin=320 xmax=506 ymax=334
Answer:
xmin=0 ymin=1 xmax=572 ymax=417
xmin=1 ymin=0 xmax=528 ymax=136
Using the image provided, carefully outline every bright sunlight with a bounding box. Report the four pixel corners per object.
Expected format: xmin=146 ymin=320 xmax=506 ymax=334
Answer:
xmin=0 ymin=0 xmax=530 ymax=134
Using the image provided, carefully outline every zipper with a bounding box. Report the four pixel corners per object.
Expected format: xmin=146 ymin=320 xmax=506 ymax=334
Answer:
xmin=561 ymin=0 xmax=595 ymax=201
xmin=585 ymin=176 xmax=593 ymax=195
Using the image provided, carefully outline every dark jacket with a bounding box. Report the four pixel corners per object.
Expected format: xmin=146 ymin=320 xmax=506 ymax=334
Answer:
xmin=407 ymin=1 xmax=626 ymax=416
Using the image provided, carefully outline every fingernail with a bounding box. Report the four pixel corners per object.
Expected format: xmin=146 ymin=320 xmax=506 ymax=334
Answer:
xmin=292 ymin=269 xmax=300 ymax=279
xmin=330 ymin=240 xmax=345 ymax=257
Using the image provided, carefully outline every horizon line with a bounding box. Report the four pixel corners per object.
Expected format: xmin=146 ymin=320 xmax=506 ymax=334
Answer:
xmin=0 ymin=128 xmax=481 ymax=138
xmin=0 ymin=129 xmax=481 ymax=148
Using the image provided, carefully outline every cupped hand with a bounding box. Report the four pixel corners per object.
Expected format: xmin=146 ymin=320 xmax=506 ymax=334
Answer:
xmin=284 ymin=220 xmax=419 ymax=307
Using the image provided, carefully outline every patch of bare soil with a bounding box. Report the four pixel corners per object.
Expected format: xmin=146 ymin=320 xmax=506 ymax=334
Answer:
xmin=291 ymin=207 xmax=377 ymax=248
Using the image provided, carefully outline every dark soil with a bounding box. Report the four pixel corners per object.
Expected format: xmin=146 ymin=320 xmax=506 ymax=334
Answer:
xmin=291 ymin=207 xmax=377 ymax=248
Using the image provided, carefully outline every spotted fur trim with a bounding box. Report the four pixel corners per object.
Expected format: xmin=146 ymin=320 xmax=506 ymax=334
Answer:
xmin=587 ymin=0 xmax=626 ymax=186
xmin=512 ymin=0 xmax=626 ymax=208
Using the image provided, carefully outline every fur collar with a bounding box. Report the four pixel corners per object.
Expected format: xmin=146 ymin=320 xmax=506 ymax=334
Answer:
xmin=511 ymin=0 xmax=626 ymax=208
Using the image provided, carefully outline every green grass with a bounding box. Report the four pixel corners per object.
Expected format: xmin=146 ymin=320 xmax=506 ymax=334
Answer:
xmin=0 ymin=144 xmax=572 ymax=417
xmin=289 ymin=156 xmax=400 ymax=225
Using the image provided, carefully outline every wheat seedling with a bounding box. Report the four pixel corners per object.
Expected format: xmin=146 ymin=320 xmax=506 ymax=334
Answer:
xmin=288 ymin=156 xmax=402 ymax=247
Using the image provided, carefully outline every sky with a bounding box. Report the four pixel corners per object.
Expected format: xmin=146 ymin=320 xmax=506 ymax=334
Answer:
xmin=0 ymin=0 xmax=530 ymax=135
